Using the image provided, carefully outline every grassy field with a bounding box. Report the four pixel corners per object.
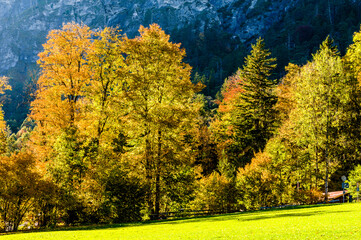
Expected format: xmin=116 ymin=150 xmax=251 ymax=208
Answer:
xmin=1 ymin=203 xmax=361 ymax=239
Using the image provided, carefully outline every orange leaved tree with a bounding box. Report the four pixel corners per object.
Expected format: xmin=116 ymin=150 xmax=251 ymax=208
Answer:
xmin=30 ymin=22 xmax=93 ymax=162
xmin=29 ymin=23 xmax=95 ymax=223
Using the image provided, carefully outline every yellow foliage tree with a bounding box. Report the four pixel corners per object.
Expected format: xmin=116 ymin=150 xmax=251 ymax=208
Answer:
xmin=0 ymin=152 xmax=50 ymax=231
xmin=29 ymin=22 xmax=202 ymax=221
xmin=236 ymin=152 xmax=279 ymax=210
xmin=122 ymin=24 xmax=201 ymax=217
xmin=83 ymin=27 xmax=125 ymax=153
xmin=0 ymin=77 xmax=10 ymax=130
xmin=0 ymin=77 xmax=11 ymax=154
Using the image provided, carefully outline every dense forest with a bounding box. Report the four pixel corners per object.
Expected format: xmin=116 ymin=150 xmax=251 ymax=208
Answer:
xmin=3 ymin=0 xmax=361 ymax=132
xmin=1 ymin=19 xmax=361 ymax=231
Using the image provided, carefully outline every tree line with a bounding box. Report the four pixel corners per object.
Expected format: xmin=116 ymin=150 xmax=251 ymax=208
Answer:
xmin=1 ymin=22 xmax=361 ymax=231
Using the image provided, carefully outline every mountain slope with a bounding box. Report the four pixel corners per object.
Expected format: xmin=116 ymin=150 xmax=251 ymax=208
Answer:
xmin=0 ymin=0 xmax=298 ymax=72
xmin=1 ymin=0 xmax=361 ymax=131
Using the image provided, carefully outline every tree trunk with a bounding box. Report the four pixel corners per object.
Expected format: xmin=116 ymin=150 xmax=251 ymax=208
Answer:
xmin=315 ymin=146 xmax=319 ymax=189
xmin=328 ymin=0 xmax=333 ymax=25
xmin=325 ymin=152 xmax=329 ymax=202
xmin=145 ymin=134 xmax=153 ymax=217
xmin=154 ymin=129 xmax=162 ymax=218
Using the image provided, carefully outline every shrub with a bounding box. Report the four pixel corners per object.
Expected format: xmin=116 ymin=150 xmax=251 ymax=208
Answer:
xmin=101 ymin=170 xmax=146 ymax=223
xmin=295 ymin=188 xmax=323 ymax=205
xmin=236 ymin=152 xmax=280 ymax=210
xmin=347 ymin=165 xmax=361 ymax=201
xmin=0 ymin=152 xmax=51 ymax=231
xmin=192 ymin=172 xmax=238 ymax=212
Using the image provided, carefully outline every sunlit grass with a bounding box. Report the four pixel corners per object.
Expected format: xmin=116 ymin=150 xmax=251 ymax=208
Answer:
xmin=2 ymin=203 xmax=361 ymax=239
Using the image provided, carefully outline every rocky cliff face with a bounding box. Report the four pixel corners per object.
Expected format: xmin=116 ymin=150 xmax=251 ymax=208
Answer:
xmin=0 ymin=0 xmax=299 ymax=73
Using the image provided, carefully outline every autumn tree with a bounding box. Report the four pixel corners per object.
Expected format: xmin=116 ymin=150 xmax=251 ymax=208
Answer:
xmin=30 ymin=22 xmax=93 ymax=185
xmin=267 ymin=37 xmax=352 ymax=202
xmin=347 ymin=165 xmax=361 ymax=200
xmin=268 ymin=64 xmax=306 ymax=201
xmin=345 ymin=26 xmax=361 ymax=84
xmin=342 ymin=27 xmax=361 ymax=171
xmin=121 ymin=24 xmax=201 ymax=218
xmin=0 ymin=152 xmax=49 ymax=231
xmin=32 ymin=22 xmax=93 ymax=131
xmin=294 ymin=37 xmax=348 ymax=200
xmin=192 ymin=171 xmax=238 ymax=212
xmin=29 ymin=23 xmax=96 ymax=224
xmin=0 ymin=77 xmax=11 ymax=126
xmin=236 ymin=152 xmax=279 ymax=210
xmin=84 ymin=27 xmax=125 ymax=151
xmin=31 ymin=22 xmax=196 ymax=223
xmin=181 ymin=93 xmax=218 ymax=177
xmin=0 ymin=77 xmax=11 ymax=155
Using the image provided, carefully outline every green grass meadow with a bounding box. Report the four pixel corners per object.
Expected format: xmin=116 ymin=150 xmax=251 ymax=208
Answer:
xmin=2 ymin=203 xmax=361 ymax=240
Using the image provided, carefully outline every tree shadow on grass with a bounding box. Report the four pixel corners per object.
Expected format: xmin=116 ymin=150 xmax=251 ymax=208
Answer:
xmin=142 ymin=204 xmax=351 ymax=225
xmin=0 ymin=223 xmax=129 ymax=236
xmin=240 ymin=209 xmax=352 ymax=222
xmin=1 ymin=204 xmax=353 ymax=235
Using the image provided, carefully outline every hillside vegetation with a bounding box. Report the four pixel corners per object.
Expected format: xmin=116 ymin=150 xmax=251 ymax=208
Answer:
xmin=2 ymin=9 xmax=361 ymax=231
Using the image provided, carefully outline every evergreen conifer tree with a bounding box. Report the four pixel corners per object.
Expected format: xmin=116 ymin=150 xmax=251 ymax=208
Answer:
xmin=232 ymin=38 xmax=278 ymax=167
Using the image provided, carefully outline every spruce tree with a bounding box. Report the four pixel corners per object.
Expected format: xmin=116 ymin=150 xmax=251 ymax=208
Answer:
xmin=232 ymin=38 xmax=277 ymax=167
